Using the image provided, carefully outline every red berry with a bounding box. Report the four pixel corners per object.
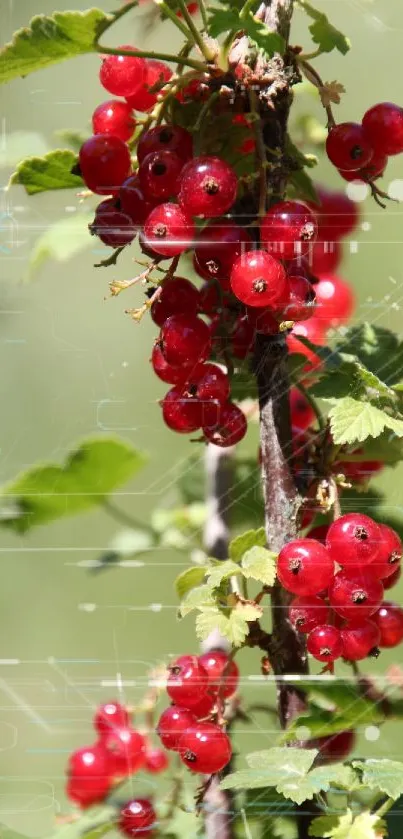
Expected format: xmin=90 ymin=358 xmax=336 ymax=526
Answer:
xmin=100 ymin=47 xmax=147 ymax=98
xmin=67 ymin=745 xmax=110 ymax=807
xmin=362 ymin=102 xmax=403 ymax=156
xmin=126 ymin=60 xmax=172 ymax=112
xmin=373 ymin=601 xmax=403 ymax=648
xmin=339 ymin=146 xmax=388 ymax=182
xmin=66 ymin=773 xmax=110 ymax=809
xmin=290 ymin=388 xmax=315 ymax=432
xmin=315 ymin=730 xmax=356 ymax=764
xmin=383 ymin=565 xmax=401 ymax=590
xmin=89 ymin=205 xmax=136 ymax=247
xmin=199 ymin=281 xmax=223 ymax=315
xmin=338 ymin=456 xmax=383 ymax=484
xmin=289 ymin=595 xmax=330 ymax=633
xmin=310 ymin=240 xmax=342 ymax=275
xmin=179 ymin=156 xmax=238 ymax=218
xmin=79 ymin=134 xmax=131 ymax=195
xmin=119 ymin=799 xmax=156 ymax=837
xmin=193 ymin=220 xmax=252 ymax=284
xmin=151 ymin=343 xmax=193 ymax=385
xmin=230 ymin=250 xmax=288 ymax=309
xmin=137 ymin=124 xmax=193 ymax=163
xmin=340 ymin=619 xmax=380 ymax=660
xmin=326 ymin=513 xmax=382 ymax=569
xmin=160 ymin=313 xmax=211 ymax=366
xmin=246 ymin=306 xmax=280 ymax=335
xmin=261 ymin=200 xmax=317 ymax=260
xmin=92 ymin=100 xmax=135 ymax=142
xmin=139 ymin=150 xmax=183 ymax=200
xmin=192 ymin=363 xmax=231 ymax=406
xmin=307 ymin=625 xmax=343 ymax=662
xmin=373 ymin=524 xmax=403 ymax=579
xmin=119 ymin=175 xmax=156 ymax=226
xmin=313 ymin=274 xmax=355 ymax=328
xmin=157 ymin=705 xmax=196 ymax=750
xmin=145 ymin=747 xmax=169 ymax=774
xmin=198 ymin=650 xmax=239 ymax=698
xmin=178 ymin=722 xmax=232 ymax=774
xmin=151 ymin=277 xmax=199 ymax=327
xmin=94 ymin=701 xmax=130 ymax=736
xmin=144 ymin=203 xmax=194 ymax=257
xmin=277 ymin=539 xmax=334 ymax=596
xmin=103 ymin=727 xmax=146 ymax=776
xmin=307 ymin=525 xmax=329 ymax=545
xmin=284 ymin=275 xmax=316 ymax=322
xmin=310 ymin=186 xmax=359 ymax=240
xmin=326 ymin=123 xmax=374 ymax=171
xmin=189 ymin=692 xmax=216 ymax=719
xmin=161 ymin=386 xmax=202 ymax=434
xmin=231 ymin=315 xmax=255 ymax=359
xmin=329 ymin=570 xmax=384 ymax=620
xmin=203 ymin=402 xmax=247 ymax=447
xmin=167 ymin=655 xmax=209 ymax=708
xmin=292 ymin=317 xmax=327 ymax=347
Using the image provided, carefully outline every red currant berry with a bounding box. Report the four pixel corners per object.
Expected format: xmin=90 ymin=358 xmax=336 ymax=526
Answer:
xmin=278 ymin=539 xmax=334 ymax=596
xmin=66 ymin=774 xmax=110 ymax=809
xmin=261 ymin=200 xmax=317 ymax=260
xmin=231 ymin=315 xmax=255 ymax=359
xmin=329 ymin=570 xmax=384 ymax=620
xmin=373 ymin=524 xmax=403 ymax=579
xmin=283 ymin=275 xmax=316 ymax=322
xmin=290 ymin=388 xmax=315 ymax=432
xmin=373 ymin=601 xmax=403 ymax=648
xmin=203 ymin=402 xmax=247 ymax=447
xmin=362 ymin=102 xmax=403 ymax=156
xmin=161 ymin=386 xmax=202 ymax=433
xmin=151 ymin=343 xmax=193 ymax=386
xmin=310 ymin=186 xmax=359 ymax=240
xmin=326 ymin=123 xmax=374 ymax=171
xmin=94 ymin=701 xmax=130 ymax=736
xmin=339 ymin=146 xmax=388 ymax=182
xmin=79 ymin=135 xmax=131 ymax=195
xmin=313 ymin=274 xmax=355 ymax=328
xmin=246 ymin=306 xmax=279 ymax=335
xmin=137 ymin=124 xmax=193 ymax=163
xmin=126 ymin=60 xmax=172 ymax=112
xmin=230 ymin=250 xmax=288 ymax=309
xmin=310 ymin=239 xmax=342 ymax=275
xmin=307 ymin=625 xmax=343 ymax=662
xmin=198 ymin=650 xmax=239 ymax=698
xmin=103 ymin=727 xmax=146 ymax=777
xmin=67 ymin=745 xmax=110 ymax=807
xmin=188 ymin=691 xmax=216 ymax=719
xmin=144 ymin=203 xmax=194 ymax=257
xmin=193 ymin=220 xmax=252 ymax=284
xmin=307 ymin=525 xmax=329 ymax=545
xmin=315 ymin=730 xmax=356 ymax=764
xmin=167 ymin=656 xmax=209 ymax=708
xmin=340 ymin=619 xmax=380 ymax=660
xmin=119 ymin=175 xmax=156 ymax=226
xmin=292 ymin=317 xmax=327 ymax=347
xmin=92 ymin=100 xmax=135 ymax=143
xmin=198 ymin=281 xmax=224 ymax=316
xmin=139 ymin=150 xmax=183 ymax=200
xmin=178 ymin=722 xmax=232 ymax=774
xmin=145 ymin=747 xmax=169 ymax=774
xmin=160 ymin=313 xmax=211 ymax=366
xmin=383 ymin=565 xmax=401 ymax=590
xmin=99 ymin=47 xmax=147 ymax=98
xmin=151 ymin=277 xmax=199 ymax=327
xmin=119 ymin=799 xmax=156 ymax=837
xmin=289 ymin=595 xmax=330 ymax=633
xmin=89 ymin=206 xmax=136 ymax=247
xmin=192 ymin=363 xmax=230 ymax=406
xmin=157 ymin=705 xmax=196 ymax=750
xmin=326 ymin=513 xmax=382 ymax=569
xmin=179 ymin=156 xmax=238 ymax=218
xmin=286 ymin=334 xmax=322 ymax=376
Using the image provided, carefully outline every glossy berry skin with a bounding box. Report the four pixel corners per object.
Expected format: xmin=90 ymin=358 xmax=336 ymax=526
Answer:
xmin=199 ymin=650 xmax=239 ymax=698
xmin=151 ymin=343 xmax=193 ymax=386
xmin=230 ymin=250 xmax=288 ymax=309
xmin=160 ymin=314 xmax=211 ymax=366
xmin=137 ymin=124 xmax=193 ymax=164
xmin=139 ymin=150 xmax=183 ymax=200
xmin=99 ymin=47 xmax=147 ymax=98
xmin=167 ymin=656 xmax=209 ymax=708
xmin=79 ymin=135 xmax=131 ymax=195
xmin=203 ymin=402 xmax=247 ymax=448
xmin=261 ymin=200 xmax=317 ymax=260
xmin=311 ymin=186 xmax=359 ymax=240
xmin=178 ymin=722 xmax=232 ymax=774
xmin=161 ymin=387 xmax=202 ymax=434
xmin=326 ymin=123 xmax=374 ymax=171
xmin=284 ymin=275 xmax=316 ymax=322
xmin=94 ymin=701 xmax=130 ymax=736
xmin=89 ymin=206 xmax=136 ymax=247
xmin=66 ymin=772 xmax=111 ymax=809
xmin=179 ymin=156 xmax=238 ymax=218
xmin=340 ymin=620 xmax=380 ymax=661
xmin=290 ymin=388 xmax=315 ymax=432
xmin=326 ymin=513 xmax=382 ymax=569
xmin=151 ymin=277 xmax=199 ymax=327
xmin=373 ymin=601 xmax=403 ymax=648
xmin=329 ymin=571 xmax=384 ymax=620
xmin=119 ymin=799 xmax=156 ymax=837
xmin=103 ymin=727 xmax=146 ymax=776
xmin=313 ymin=275 xmax=355 ymax=328
xmin=92 ymin=100 xmax=135 ymax=142
xmin=157 ymin=706 xmax=196 ymax=750
xmin=289 ymin=596 xmax=330 ymax=633
xmin=362 ymin=102 xmax=403 ymax=156
xmin=383 ymin=565 xmax=401 ymax=590
xmin=143 ymin=203 xmax=194 ymax=257
xmin=119 ymin=175 xmax=156 ymax=226
xmin=189 ymin=691 xmax=216 ymax=719
xmin=193 ymin=220 xmax=252 ymax=284
xmin=126 ymin=60 xmax=172 ymax=112
xmin=310 ymin=239 xmax=342 ymax=276
xmin=307 ymin=625 xmax=343 ymax=662
xmin=277 ymin=539 xmax=334 ymax=596
xmin=145 ymin=747 xmax=169 ymax=774
xmin=373 ymin=524 xmax=403 ymax=580
xmin=339 ymin=146 xmax=388 ymax=183
xmin=193 ymin=363 xmax=231 ymax=407
xmin=315 ymin=730 xmax=356 ymax=764
xmin=67 ymin=745 xmax=110 ymax=807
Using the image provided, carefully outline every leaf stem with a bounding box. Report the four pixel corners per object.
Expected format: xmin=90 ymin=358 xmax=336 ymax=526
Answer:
xmin=174 ymin=0 xmax=216 ymax=61
xmin=95 ymin=43 xmax=206 ymax=71
xmin=296 ymin=381 xmax=325 ymax=432
xmin=239 ymin=0 xmax=258 ymax=21
xmin=155 ymin=0 xmax=195 ymax=40
xmin=197 ymin=0 xmax=209 ymax=30
xmin=375 ymin=797 xmax=395 ymax=818
xmin=298 ymin=58 xmax=336 ymax=129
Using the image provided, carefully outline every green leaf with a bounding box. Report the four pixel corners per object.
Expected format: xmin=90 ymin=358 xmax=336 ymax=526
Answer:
xmin=223 ymin=748 xmax=321 ymax=804
xmin=175 ymin=566 xmax=208 ymax=600
xmin=28 ymin=213 xmax=93 ymax=277
xmin=229 ymin=527 xmax=266 ymax=561
xmin=335 ymin=323 xmax=403 ymax=387
xmin=297 ymin=1 xmax=350 ymax=55
xmin=327 ymin=397 xmax=403 ymax=445
xmin=45 ymin=805 xmax=117 ymax=839
xmin=309 ymin=815 xmax=347 ymax=838
xmin=352 ymin=759 xmax=403 ymax=800
xmin=207 ymin=560 xmax=243 ymax=587
xmin=0 ymin=437 xmax=147 ymax=534
xmin=230 ymin=367 xmax=258 ymax=402
xmin=207 ymin=7 xmax=284 ymax=57
xmin=0 ymin=9 xmax=111 ymax=84
xmin=10 ymin=149 xmax=83 ymax=195
xmin=346 ymin=432 xmax=403 ymax=466
xmin=311 ymin=353 xmax=398 ymax=406
xmin=308 ymin=811 xmax=384 ymax=839
xmin=180 ymin=584 xmax=216 ymax=617
xmin=195 ymin=601 xmax=262 ymax=646
xmin=241 ymin=546 xmax=277 ymax=586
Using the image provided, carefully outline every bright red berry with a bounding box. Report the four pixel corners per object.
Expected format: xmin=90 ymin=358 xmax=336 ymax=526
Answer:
xmin=178 ymin=722 xmax=232 ymax=774
xmin=99 ymin=47 xmax=147 ymax=98
xmin=230 ymin=250 xmax=288 ymax=309
xmin=289 ymin=595 xmax=330 ymax=633
xmin=79 ymin=134 xmax=131 ymax=195
xmin=103 ymin=727 xmax=146 ymax=776
xmin=383 ymin=565 xmax=401 ymax=590
xmin=362 ymin=102 xmax=403 ymax=156
xmin=126 ymin=60 xmax=172 ymax=112
xmin=277 ymin=539 xmax=334 ymax=596
xmin=372 ymin=524 xmax=403 ymax=579
xmin=151 ymin=343 xmax=193 ymax=386
xmin=290 ymin=388 xmax=315 ymax=432
xmin=119 ymin=175 xmax=156 ymax=226
xmin=92 ymin=100 xmax=135 ymax=142
xmin=315 ymin=730 xmax=356 ymax=764
xmin=313 ymin=275 xmax=355 ymax=328
xmin=179 ymin=156 xmax=238 ymax=218
xmin=157 ymin=705 xmax=196 ymax=750
xmin=373 ymin=601 xmax=403 ymax=648
xmin=193 ymin=220 xmax=252 ymax=284
xmin=203 ymin=402 xmax=247 ymax=448
xmin=143 ymin=203 xmax=194 ymax=257
xmin=139 ymin=150 xmax=184 ymax=200
xmin=66 ymin=745 xmax=110 ymax=807
xmin=326 ymin=513 xmax=382 ymax=569
xmin=151 ymin=277 xmax=199 ymax=327
xmin=283 ymin=275 xmax=316 ymax=322
xmin=160 ymin=313 xmax=211 ymax=366
xmin=188 ymin=692 xmax=216 ymax=719
xmin=145 ymin=747 xmax=169 ymax=774
xmin=167 ymin=655 xmax=209 ymax=708
xmin=310 ymin=186 xmax=359 ymax=240
xmin=261 ymin=200 xmax=317 ymax=260
xmin=340 ymin=620 xmax=380 ymax=660
xmin=329 ymin=570 xmax=384 ymax=620
xmin=137 ymin=124 xmax=193 ymax=163
xmin=307 ymin=625 xmax=343 ymax=662
xmin=119 ymin=798 xmax=156 ymax=837
xmin=198 ymin=650 xmax=239 ymax=698
xmin=66 ymin=773 xmax=110 ymax=809
xmin=94 ymin=701 xmax=130 ymax=736
xmin=161 ymin=387 xmax=202 ymax=434
xmin=310 ymin=240 xmax=342 ymax=275
xmin=326 ymin=123 xmax=374 ymax=171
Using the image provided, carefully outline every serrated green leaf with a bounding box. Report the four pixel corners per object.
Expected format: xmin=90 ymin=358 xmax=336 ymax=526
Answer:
xmin=352 ymin=759 xmax=403 ymax=800
xmin=175 ymin=566 xmax=208 ymax=600
xmin=221 ymin=769 xmax=281 ymax=791
xmin=311 ymin=353 xmax=398 ymax=406
xmin=207 ymin=560 xmax=243 ymax=588
xmin=309 ymin=814 xmax=348 ymax=838
xmin=229 ymin=527 xmax=266 ymax=561
xmin=241 ymin=546 xmax=276 ymax=586
xmin=195 ymin=600 xmax=262 ymax=646
xmin=207 ymin=7 xmax=284 ymax=57
xmin=246 ymin=747 xmax=317 ymax=773
xmin=335 ymin=323 xmax=403 ymax=386
xmin=207 ymin=7 xmax=243 ymax=37
xmin=327 ymin=397 xmax=403 ymax=445
xmin=10 ymin=149 xmax=83 ymax=195
xmin=0 ymin=9 xmax=111 ymax=84
xmin=297 ymin=1 xmax=350 ymax=55
xmin=223 ymin=748 xmax=325 ymax=804
xmin=179 ymin=584 xmax=215 ymax=617
xmin=28 ymin=213 xmax=93 ymax=277
xmin=0 ymin=438 xmax=146 ymax=534
xmin=309 ymin=810 xmax=385 ymax=839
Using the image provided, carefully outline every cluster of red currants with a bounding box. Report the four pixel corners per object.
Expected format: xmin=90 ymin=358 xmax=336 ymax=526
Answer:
xmin=156 ymin=650 xmax=238 ymax=774
xmin=276 ymin=513 xmax=403 ymax=665
xmin=326 ymin=102 xmax=403 ymax=183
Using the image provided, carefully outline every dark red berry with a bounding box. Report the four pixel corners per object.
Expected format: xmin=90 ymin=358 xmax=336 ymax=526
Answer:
xmin=341 ymin=620 xmax=380 ymax=660
xmin=315 ymin=730 xmax=356 ymax=763
xmin=92 ymin=99 xmax=135 ymax=142
xmin=339 ymin=146 xmax=388 ymax=182
xmin=66 ymin=745 xmax=110 ymax=807
xmin=79 ymin=134 xmax=131 ymax=195
xmin=326 ymin=513 xmax=382 ymax=569
xmin=103 ymin=727 xmax=146 ymax=776
xmin=178 ymin=722 xmax=232 ymax=773
xmin=277 ymin=539 xmax=334 ymax=596
xmin=157 ymin=706 xmax=196 ymax=750
xmin=307 ymin=625 xmax=343 ymax=662
xmin=230 ymin=250 xmax=288 ymax=309
xmin=160 ymin=313 xmax=211 ymax=366
xmin=261 ymin=200 xmax=317 ymax=260
xmin=284 ymin=275 xmax=316 ymax=322
xmin=161 ymin=387 xmax=202 ymax=433
xmin=203 ymin=402 xmax=247 ymax=447
xmin=100 ymin=47 xmax=147 ymax=98
xmin=310 ymin=186 xmax=359 ymax=240
xmin=151 ymin=277 xmax=199 ymax=327
xmin=126 ymin=60 xmax=172 ymax=112
xmin=373 ymin=601 xmax=403 ymax=648
xmin=246 ymin=306 xmax=280 ymax=335
xmin=137 ymin=124 xmax=193 ymax=163
xmin=307 ymin=525 xmax=329 ymax=545
xmin=192 ymin=363 xmax=230 ymax=404
xmin=179 ymin=156 xmax=238 ymax=218
xmin=198 ymin=650 xmax=239 ymax=698
xmin=313 ymin=274 xmax=355 ymax=328
xmin=193 ymin=220 xmax=252 ymax=284
xmin=145 ymin=747 xmax=169 ymax=774
xmin=326 ymin=123 xmax=374 ymax=171
xmin=329 ymin=570 xmax=384 ymax=620
xmin=362 ymin=102 xmax=403 ymax=156
xmin=372 ymin=524 xmax=403 ymax=579
xmin=139 ymin=150 xmax=184 ymax=200
xmin=167 ymin=655 xmax=209 ymax=708
xmin=89 ymin=206 xmax=136 ymax=247
xmin=231 ymin=315 xmax=255 ymax=359
xmin=119 ymin=175 xmax=156 ymax=226
xmin=310 ymin=240 xmax=342 ymax=275
xmin=151 ymin=343 xmax=194 ymax=385
xmin=94 ymin=701 xmax=130 ymax=736
xmin=290 ymin=388 xmax=315 ymax=432
xmin=119 ymin=798 xmax=156 ymax=837
xmin=383 ymin=565 xmax=401 ymax=590
xmin=289 ymin=595 xmax=330 ymax=633
xmin=144 ymin=203 xmax=194 ymax=257
xmin=198 ymin=281 xmax=223 ymax=315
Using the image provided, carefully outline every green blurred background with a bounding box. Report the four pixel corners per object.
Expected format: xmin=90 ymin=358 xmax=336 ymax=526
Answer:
xmin=1 ymin=0 xmax=403 ymax=834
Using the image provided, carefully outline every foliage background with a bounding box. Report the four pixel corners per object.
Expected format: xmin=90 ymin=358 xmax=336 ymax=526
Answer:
xmin=1 ymin=0 xmax=403 ymax=835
